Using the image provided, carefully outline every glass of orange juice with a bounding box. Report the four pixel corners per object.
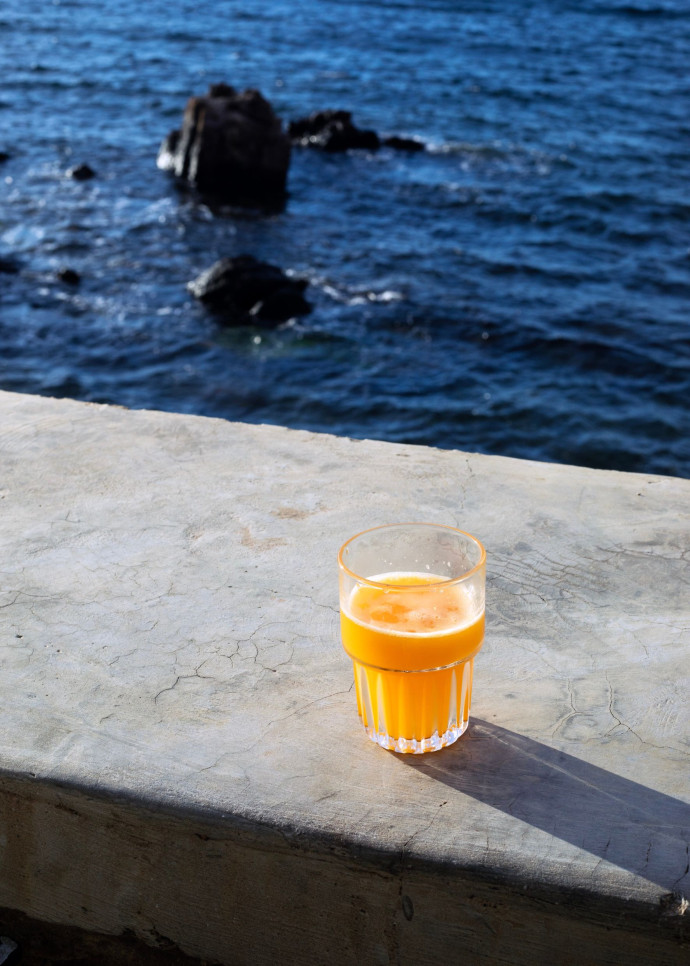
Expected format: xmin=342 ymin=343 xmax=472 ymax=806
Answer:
xmin=338 ymin=523 xmax=486 ymax=754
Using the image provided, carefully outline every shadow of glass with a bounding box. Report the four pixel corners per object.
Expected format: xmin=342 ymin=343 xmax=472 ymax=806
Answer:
xmin=399 ymin=719 xmax=690 ymax=895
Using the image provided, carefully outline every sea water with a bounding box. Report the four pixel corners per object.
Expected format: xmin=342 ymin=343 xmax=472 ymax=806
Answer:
xmin=1 ymin=0 xmax=688 ymax=476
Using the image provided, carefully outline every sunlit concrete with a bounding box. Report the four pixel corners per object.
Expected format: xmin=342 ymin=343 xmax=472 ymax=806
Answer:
xmin=0 ymin=390 xmax=687 ymax=964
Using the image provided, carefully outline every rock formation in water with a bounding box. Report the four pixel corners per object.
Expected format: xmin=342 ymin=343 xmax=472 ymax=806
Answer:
xmin=57 ymin=268 xmax=81 ymax=286
xmin=382 ymin=134 xmax=425 ymax=152
xmin=288 ymin=110 xmax=380 ymax=152
xmin=158 ymin=84 xmax=291 ymax=205
xmin=67 ymin=163 xmax=96 ymax=180
xmin=187 ymin=255 xmax=311 ymax=325
xmin=0 ymin=254 xmax=20 ymax=274
xmin=289 ymin=110 xmax=425 ymax=153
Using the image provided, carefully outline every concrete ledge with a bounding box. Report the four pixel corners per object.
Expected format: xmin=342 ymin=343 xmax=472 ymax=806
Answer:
xmin=0 ymin=391 xmax=688 ymax=964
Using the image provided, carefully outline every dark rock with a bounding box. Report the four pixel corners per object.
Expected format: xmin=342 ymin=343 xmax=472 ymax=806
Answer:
xmin=288 ymin=110 xmax=380 ymax=152
xmin=158 ymin=85 xmax=291 ymax=204
xmin=0 ymin=255 xmax=21 ymax=274
xmin=249 ymin=288 xmax=312 ymax=322
xmin=67 ymin=163 xmax=96 ymax=180
xmin=188 ymin=255 xmax=311 ymax=325
xmin=383 ymin=135 xmax=425 ymax=153
xmin=0 ymin=151 xmax=10 ymax=163
xmin=288 ymin=110 xmax=350 ymax=141
xmin=57 ymin=268 xmax=81 ymax=286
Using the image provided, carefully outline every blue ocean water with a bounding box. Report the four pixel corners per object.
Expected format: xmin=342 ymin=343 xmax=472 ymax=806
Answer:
xmin=1 ymin=0 xmax=688 ymax=476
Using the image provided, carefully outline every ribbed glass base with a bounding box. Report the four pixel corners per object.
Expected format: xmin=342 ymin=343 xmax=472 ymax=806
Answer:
xmin=363 ymin=719 xmax=469 ymax=754
xmin=353 ymin=656 xmax=474 ymax=755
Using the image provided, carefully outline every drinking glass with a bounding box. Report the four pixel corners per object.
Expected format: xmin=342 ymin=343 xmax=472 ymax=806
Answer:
xmin=338 ymin=523 xmax=486 ymax=753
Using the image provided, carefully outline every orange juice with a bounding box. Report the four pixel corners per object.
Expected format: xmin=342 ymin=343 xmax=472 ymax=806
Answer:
xmin=340 ymin=572 xmax=485 ymax=752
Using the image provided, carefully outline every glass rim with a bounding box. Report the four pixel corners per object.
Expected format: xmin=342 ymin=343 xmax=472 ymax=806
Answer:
xmin=337 ymin=522 xmax=486 ymax=588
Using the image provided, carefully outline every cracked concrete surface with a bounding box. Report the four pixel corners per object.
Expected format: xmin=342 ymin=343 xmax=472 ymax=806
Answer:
xmin=0 ymin=390 xmax=688 ymax=965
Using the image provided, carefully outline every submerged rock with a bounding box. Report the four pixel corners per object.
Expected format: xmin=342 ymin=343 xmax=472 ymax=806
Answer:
xmin=67 ymin=163 xmax=96 ymax=180
xmin=188 ymin=255 xmax=311 ymax=325
xmin=57 ymin=268 xmax=81 ymax=286
xmin=382 ymin=135 xmax=425 ymax=152
xmin=158 ymin=84 xmax=291 ymax=205
xmin=0 ymin=255 xmax=20 ymax=274
xmin=288 ymin=110 xmax=380 ymax=152
xmin=289 ymin=110 xmax=426 ymax=154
